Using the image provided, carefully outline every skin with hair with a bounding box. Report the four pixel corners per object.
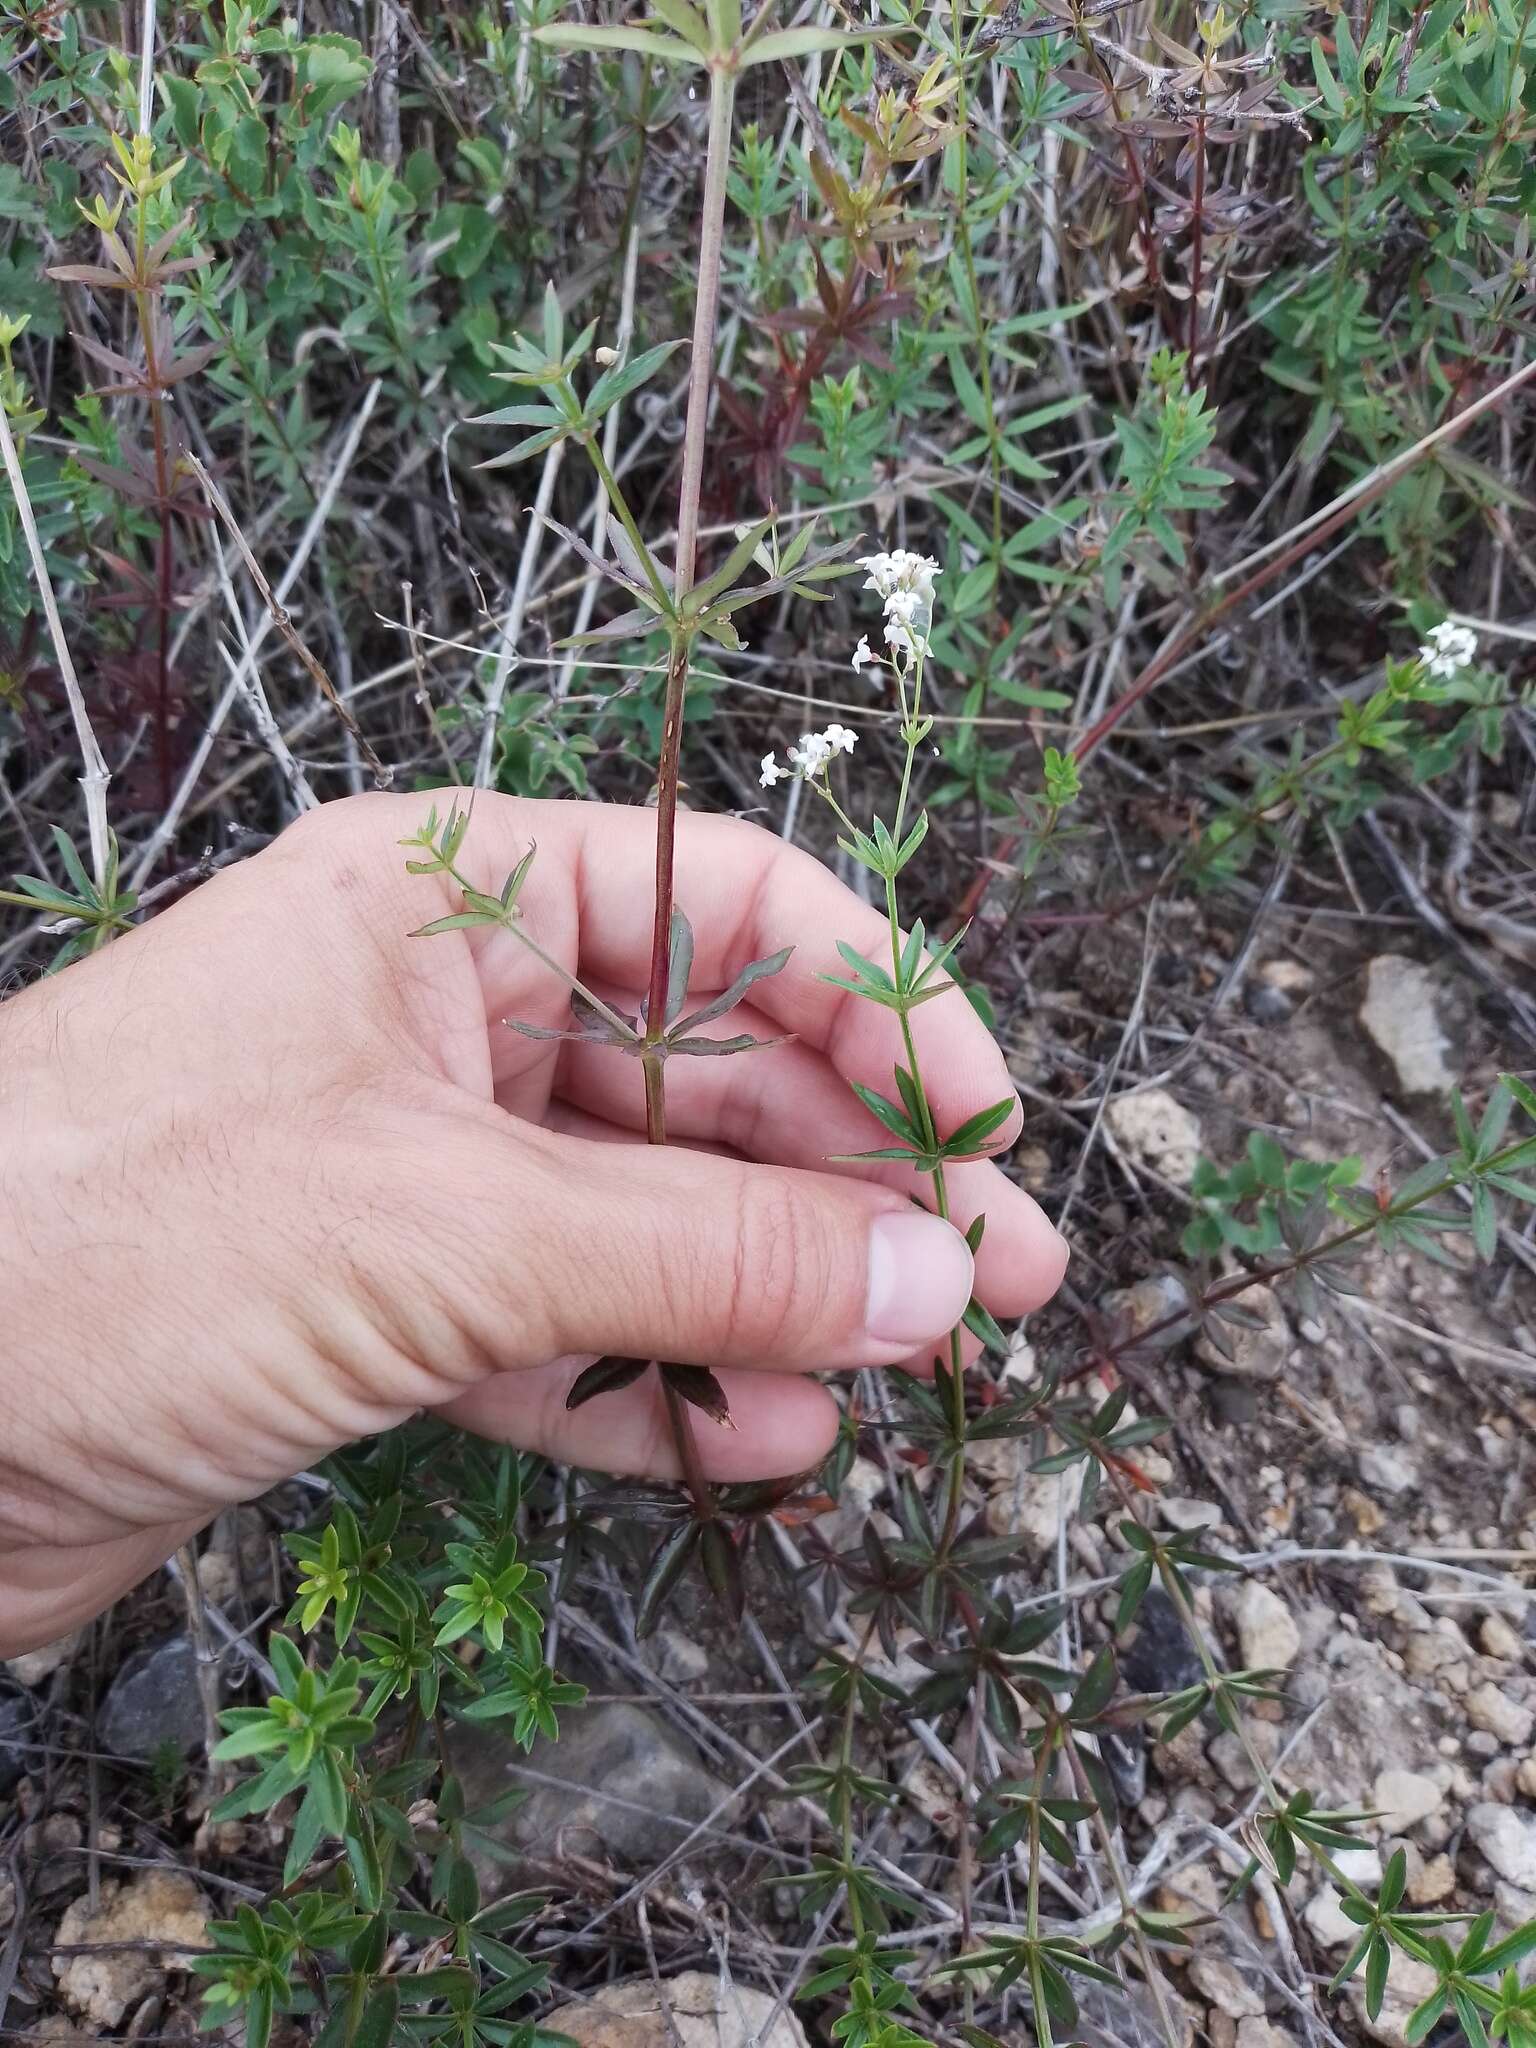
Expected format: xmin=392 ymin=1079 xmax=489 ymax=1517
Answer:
xmin=0 ymin=794 xmax=1066 ymax=1655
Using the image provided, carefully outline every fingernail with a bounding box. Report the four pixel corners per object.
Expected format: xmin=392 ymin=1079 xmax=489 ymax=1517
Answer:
xmin=865 ymin=1212 xmax=974 ymax=1349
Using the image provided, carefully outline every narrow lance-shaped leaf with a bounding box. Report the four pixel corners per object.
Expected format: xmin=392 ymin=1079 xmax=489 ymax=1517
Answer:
xmin=661 ymin=1361 xmax=735 ymax=1428
xmin=740 ymin=24 xmax=880 ymax=61
xmin=534 ymin=22 xmax=703 ymax=62
xmin=669 ymin=944 xmax=793 ymax=1036
xmin=566 ymin=1356 xmax=652 ymax=1410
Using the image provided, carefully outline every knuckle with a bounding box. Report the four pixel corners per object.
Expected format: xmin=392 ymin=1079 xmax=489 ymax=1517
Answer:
xmin=720 ymin=1172 xmax=837 ymax=1359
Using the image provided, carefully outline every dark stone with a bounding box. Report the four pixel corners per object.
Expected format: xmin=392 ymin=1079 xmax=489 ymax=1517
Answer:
xmin=1120 ymin=1589 xmax=1205 ymax=1698
xmin=1244 ymin=982 xmax=1294 ymax=1025
xmin=448 ymin=1700 xmax=731 ymax=1886
xmin=1206 ymin=1377 xmax=1259 ymax=1427
xmin=98 ymin=1635 xmax=207 ymax=1761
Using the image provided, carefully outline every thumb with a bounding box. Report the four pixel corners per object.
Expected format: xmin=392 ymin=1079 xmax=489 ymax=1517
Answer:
xmin=387 ymin=1116 xmax=977 ymax=1382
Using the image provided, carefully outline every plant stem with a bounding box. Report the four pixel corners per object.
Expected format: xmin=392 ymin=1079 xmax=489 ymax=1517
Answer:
xmin=586 ymin=437 xmax=673 ymax=613
xmin=132 ymin=236 xmax=176 ymax=812
xmin=1188 ymin=101 xmax=1207 ymax=378
xmin=1102 ymin=1127 xmax=1536 ymax=1363
xmin=0 ymin=394 xmax=111 ymax=887
xmin=881 ymin=652 xmax=970 ymax=1552
xmin=643 ymin=61 xmax=735 ymax=1040
xmin=435 ymin=847 xmax=638 ymax=1041
xmin=639 ymin=57 xmax=737 ymax=1501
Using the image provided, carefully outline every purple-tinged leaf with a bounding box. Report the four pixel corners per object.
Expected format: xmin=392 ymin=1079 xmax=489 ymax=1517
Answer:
xmin=666 ymin=1031 xmax=791 ymax=1057
xmin=664 ymin=907 xmax=695 ymax=1026
xmin=566 ymin=1356 xmax=652 ymax=1410
xmin=669 ymin=945 xmax=793 ymax=1036
xmin=636 ymin=1523 xmax=702 ymax=1639
xmin=698 ymin=1521 xmax=745 ymax=1629
xmin=662 ymin=1362 xmax=734 ymax=1428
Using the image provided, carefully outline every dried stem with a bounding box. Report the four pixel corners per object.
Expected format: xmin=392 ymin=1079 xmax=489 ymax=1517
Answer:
xmin=188 ymin=453 xmax=394 ymax=790
xmin=0 ymin=401 xmax=111 ymax=887
xmin=170 ymin=1542 xmax=227 ymax=1789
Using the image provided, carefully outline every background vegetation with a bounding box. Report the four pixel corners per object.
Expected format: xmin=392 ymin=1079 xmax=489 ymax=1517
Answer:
xmin=2 ymin=0 xmax=1536 ymax=2044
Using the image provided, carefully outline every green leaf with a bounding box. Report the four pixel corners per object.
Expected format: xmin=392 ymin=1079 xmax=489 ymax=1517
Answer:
xmin=962 ymin=1295 xmax=1008 ymax=1354
xmin=741 ymin=25 xmax=877 ymax=62
xmin=587 ymin=339 xmax=684 ymax=421
xmin=647 ymin=0 xmax=712 ymax=51
xmin=1472 ymin=1182 xmax=1498 ymax=1262
xmin=1069 ymin=1647 xmax=1116 ymax=1723
xmin=352 ymin=1985 xmax=400 ymax=2048
xmin=1247 ymin=1130 xmax=1288 ymax=1188
xmin=941 ymin=1096 xmax=1018 ymax=1158
xmin=1364 ymin=1933 xmax=1390 ymax=2020
xmin=534 ymin=22 xmax=701 ymax=61
xmin=851 ymin=1081 xmax=922 ymax=1144
xmin=670 ymin=944 xmax=792 ymax=1036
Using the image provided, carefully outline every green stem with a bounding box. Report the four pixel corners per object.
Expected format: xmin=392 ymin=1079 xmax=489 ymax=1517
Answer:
xmin=882 ymin=649 xmax=969 ymax=1545
xmin=1024 ymin=1727 xmax=1056 ymax=2048
xmin=438 ymin=851 xmax=637 ymax=1041
xmin=586 ymin=435 xmax=673 ymax=614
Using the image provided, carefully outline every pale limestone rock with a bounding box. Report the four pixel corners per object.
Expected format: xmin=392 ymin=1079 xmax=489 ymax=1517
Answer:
xmin=1238 ymin=2023 xmax=1300 ymax=2048
xmin=1467 ymin=1683 xmax=1534 ymax=1747
xmin=1372 ymin=1769 xmax=1444 ymax=1832
xmin=1480 ymin=1614 xmax=1525 ymax=1662
xmin=4 ymin=1629 xmax=82 ymax=1687
xmin=1195 ymin=1284 xmax=1288 ymax=1382
xmin=53 ymin=1871 xmax=210 ymax=2027
xmin=1189 ymin=1954 xmax=1264 ymax=2020
xmin=543 ymin=1972 xmax=809 ymax=2048
xmin=1236 ymin=1582 xmax=1300 ymax=1671
xmin=1407 ymin=1854 xmax=1456 ymax=1905
xmin=1106 ymin=1088 xmax=1203 ymax=1185
xmin=1468 ymin=1803 xmax=1536 ymax=1889
xmin=1359 ymin=957 xmax=1456 ymax=1095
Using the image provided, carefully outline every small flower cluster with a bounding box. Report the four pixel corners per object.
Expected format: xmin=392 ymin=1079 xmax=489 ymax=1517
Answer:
xmin=854 ymin=549 xmax=940 ymax=671
xmin=760 ymin=723 xmax=857 ymax=788
xmin=1417 ymin=619 xmax=1477 ymax=678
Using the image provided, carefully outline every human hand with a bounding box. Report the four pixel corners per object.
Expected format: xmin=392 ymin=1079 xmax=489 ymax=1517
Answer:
xmin=0 ymin=794 xmax=1066 ymax=1652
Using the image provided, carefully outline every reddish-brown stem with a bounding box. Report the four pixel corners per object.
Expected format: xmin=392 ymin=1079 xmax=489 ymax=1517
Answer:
xmin=1187 ymin=110 xmax=1207 ymax=376
xmin=644 ymin=633 xmax=691 ymax=1039
xmin=642 ymin=62 xmax=737 ymax=1513
xmin=643 ymin=61 xmax=734 ymax=1044
xmin=1120 ymin=135 xmax=1161 ymax=291
xmin=663 ymin=1374 xmax=715 ymax=1517
xmin=1077 ymin=32 xmax=1160 ymax=292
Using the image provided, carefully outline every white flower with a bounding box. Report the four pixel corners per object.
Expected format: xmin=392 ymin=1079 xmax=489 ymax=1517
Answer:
xmin=1417 ymin=619 xmax=1477 ymax=678
xmin=858 ymin=548 xmax=940 ymax=603
xmin=594 ymin=345 xmax=620 ymax=367
xmin=759 ymin=753 xmax=787 ymax=787
xmin=884 ymin=617 xmax=929 ymax=661
xmin=858 ymin=551 xmax=899 ymax=599
xmin=823 ymin=723 xmax=857 ymax=754
xmin=885 ymin=588 xmax=921 ymax=625
xmin=851 ymin=635 xmax=879 ymax=674
xmin=789 ymin=730 xmax=834 ymax=777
